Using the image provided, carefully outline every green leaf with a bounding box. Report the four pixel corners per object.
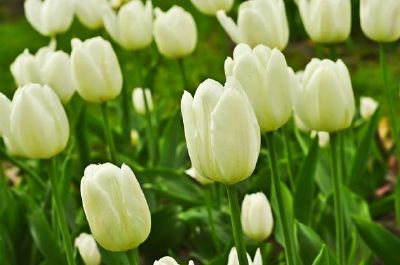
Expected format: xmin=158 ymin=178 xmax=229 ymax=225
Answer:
xmin=294 ymin=137 xmax=319 ymax=224
xmin=348 ymin=109 xmax=379 ymax=189
xmin=311 ymin=245 xmax=338 ymax=265
xmin=353 ymin=217 xmax=400 ymax=265
xmin=395 ymin=179 xmax=400 ymax=225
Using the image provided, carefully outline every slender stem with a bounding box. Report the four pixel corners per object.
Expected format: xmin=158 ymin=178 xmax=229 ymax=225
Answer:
xmin=141 ymin=88 xmax=157 ymax=166
xmin=129 ymin=248 xmax=139 ymax=265
xmin=178 ymin=59 xmax=188 ymax=90
xmin=330 ymin=133 xmax=345 ymax=265
xmin=283 ymin=126 xmax=295 ymax=189
xmin=75 ymin=103 xmax=89 ymax=170
xmin=339 ymin=132 xmax=347 ymax=182
xmin=207 ymin=186 xmax=221 ymax=252
xmin=266 ymin=132 xmax=298 ymax=265
xmin=100 ymin=102 xmax=117 ymax=162
xmin=226 ymin=185 xmax=248 ymax=265
xmin=121 ymin=81 xmax=131 ymax=144
xmin=49 ymin=157 xmax=76 ymax=265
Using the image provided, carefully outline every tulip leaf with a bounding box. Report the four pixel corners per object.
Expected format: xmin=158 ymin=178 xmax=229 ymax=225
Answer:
xmin=294 ymin=137 xmax=319 ymax=224
xmin=352 ymin=217 xmax=400 ymax=265
xmin=348 ymin=109 xmax=379 ymax=189
xmin=311 ymin=245 xmax=338 ymax=265
xmin=395 ymin=179 xmax=400 ymax=225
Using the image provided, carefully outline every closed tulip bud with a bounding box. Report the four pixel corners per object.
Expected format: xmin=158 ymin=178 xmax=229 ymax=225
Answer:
xmin=217 ymin=0 xmax=289 ymax=50
xmin=75 ymin=0 xmax=109 ymax=29
xmin=191 ymin=0 xmax=234 ymax=16
xmin=81 ymin=163 xmax=151 ymax=251
xmin=225 ymin=43 xmax=292 ymax=132
xmin=296 ymin=0 xmax=351 ymax=43
xmin=185 ymin=167 xmax=214 ymax=185
xmin=74 ymin=233 xmax=101 ymax=265
xmin=241 ymin=192 xmax=273 ymax=242
xmin=71 ymin=37 xmax=123 ymax=103
xmin=103 ymin=0 xmax=153 ymax=50
xmin=24 ymin=0 xmax=74 ymax=36
xmin=132 ymin=88 xmax=153 ymax=115
xmin=9 ymin=84 xmax=69 ymax=159
xmin=360 ymin=0 xmax=400 ymax=42
xmin=181 ymin=77 xmax=260 ymax=185
xmin=154 ymin=6 xmax=198 ymax=59
xmin=228 ymin=247 xmax=262 ymax=265
xmin=360 ymin=96 xmax=378 ymax=120
xmin=293 ymin=59 xmax=355 ymax=132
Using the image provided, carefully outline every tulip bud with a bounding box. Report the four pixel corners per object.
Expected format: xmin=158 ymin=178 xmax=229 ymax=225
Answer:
xmin=71 ymin=37 xmax=123 ymax=103
xmin=153 ymin=257 xmax=194 ymax=265
xmin=75 ymin=0 xmax=109 ymax=29
xmin=154 ymin=6 xmax=198 ymax=59
xmin=293 ymin=59 xmax=355 ymax=132
xmin=132 ymin=88 xmax=153 ymax=115
xmin=81 ymin=163 xmax=151 ymax=251
xmin=217 ymin=0 xmax=289 ymax=50
xmin=24 ymin=0 xmax=74 ymax=36
xmin=185 ymin=167 xmax=214 ymax=185
xmin=360 ymin=0 xmax=400 ymax=42
xmin=241 ymin=192 xmax=273 ymax=242
xmin=227 ymin=247 xmax=262 ymax=265
xmin=225 ymin=43 xmax=292 ymax=132
xmin=311 ymin=131 xmax=330 ymax=148
xmin=103 ymin=0 xmax=153 ymax=50
xmin=191 ymin=0 xmax=234 ymax=16
xmin=74 ymin=233 xmax=101 ymax=265
xmin=181 ymin=77 xmax=260 ymax=185
xmin=8 ymin=84 xmax=69 ymax=159
xmin=296 ymin=0 xmax=351 ymax=43
xmin=360 ymin=96 xmax=378 ymax=120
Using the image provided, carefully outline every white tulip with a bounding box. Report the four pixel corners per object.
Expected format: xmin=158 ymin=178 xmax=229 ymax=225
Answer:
xmin=132 ymin=88 xmax=153 ymax=115
xmin=75 ymin=0 xmax=109 ymax=29
xmin=293 ymin=59 xmax=355 ymax=132
xmin=185 ymin=167 xmax=214 ymax=185
xmin=241 ymin=192 xmax=273 ymax=242
xmin=81 ymin=163 xmax=151 ymax=251
xmin=311 ymin=131 xmax=330 ymax=148
xmin=154 ymin=6 xmax=198 ymax=59
xmin=24 ymin=0 xmax=74 ymax=36
xmin=360 ymin=96 xmax=378 ymax=120
xmin=71 ymin=37 xmax=123 ymax=103
xmin=217 ymin=0 xmax=289 ymax=50
xmin=153 ymin=257 xmax=194 ymax=265
xmin=225 ymin=43 xmax=292 ymax=132
xmin=296 ymin=0 xmax=351 ymax=43
xmin=181 ymin=77 xmax=260 ymax=185
xmin=191 ymin=0 xmax=234 ymax=16
xmin=74 ymin=233 xmax=101 ymax=265
xmin=8 ymin=84 xmax=69 ymax=159
xmin=360 ymin=0 xmax=400 ymax=42
xmin=228 ymin=247 xmax=262 ymax=265
xmin=103 ymin=0 xmax=153 ymax=50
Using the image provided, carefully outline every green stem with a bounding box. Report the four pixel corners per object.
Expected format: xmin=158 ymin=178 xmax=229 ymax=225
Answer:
xmin=283 ymin=126 xmax=295 ymax=189
xmin=330 ymin=133 xmax=345 ymax=265
xmin=49 ymin=157 xmax=76 ymax=265
xmin=75 ymin=103 xmax=89 ymax=170
xmin=266 ymin=132 xmax=298 ymax=265
xmin=226 ymin=185 xmax=248 ymax=265
xmin=207 ymin=186 xmax=221 ymax=252
xmin=141 ymin=88 xmax=157 ymax=166
xmin=100 ymin=102 xmax=117 ymax=162
xmin=178 ymin=59 xmax=188 ymax=90
xmin=129 ymin=248 xmax=139 ymax=265
xmin=121 ymin=81 xmax=131 ymax=144
xmin=330 ymin=45 xmax=338 ymax=60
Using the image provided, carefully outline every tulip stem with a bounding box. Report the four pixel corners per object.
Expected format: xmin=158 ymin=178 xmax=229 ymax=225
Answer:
xmin=129 ymin=248 xmax=139 ymax=265
xmin=330 ymin=133 xmax=345 ymax=265
xmin=49 ymin=157 xmax=76 ymax=265
xmin=266 ymin=132 xmax=298 ymax=265
xmin=100 ymin=102 xmax=117 ymax=162
xmin=178 ymin=59 xmax=188 ymax=90
xmin=121 ymin=81 xmax=131 ymax=144
xmin=226 ymin=185 xmax=248 ymax=265
xmin=283 ymin=126 xmax=295 ymax=189
xmin=207 ymin=186 xmax=221 ymax=252
xmin=141 ymin=89 xmax=157 ymax=166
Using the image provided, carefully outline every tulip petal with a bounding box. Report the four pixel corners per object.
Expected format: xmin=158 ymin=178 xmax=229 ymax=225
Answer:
xmin=217 ymin=10 xmax=241 ymax=44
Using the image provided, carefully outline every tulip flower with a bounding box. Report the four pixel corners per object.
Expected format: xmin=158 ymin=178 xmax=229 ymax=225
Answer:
xmin=10 ymin=41 xmax=75 ymax=103
xmin=225 ymin=43 xmax=292 ymax=132
xmin=153 ymin=257 xmax=194 ymax=265
xmin=360 ymin=96 xmax=378 ymax=120
xmin=103 ymin=0 xmax=153 ymax=50
xmin=241 ymin=192 xmax=273 ymax=242
xmin=154 ymin=6 xmax=198 ymax=59
xmin=24 ymin=0 xmax=74 ymax=36
xmin=293 ymin=59 xmax=355 ymax=132
xmin=296 ymin=0 xmax=351 ymax=43
xmin=360 ymin=0 xmax=400 ymax=42
xmin=74 ymin=233 xmax=101 ymax=265
xmin=132 ymin=88 xmax=153 ymax=115
xmin=311 ymin=131 xmax=330 ymax=148
xmin=191 ymin=0 xmax=234 ymax=16
xmin=185 ymin=167 xmax=214 ymax=185
xmin=227 ymin=247 xmax=262 ymax=265
xmin=75 ymin=0 xmax=109 ymax=30
xmin=217 ymin=0 xmax=289 ymax=50
xmin=6 ymin=84 xmax=69 ymax=159
xmin=81 ymin=163 xmax=151 ymax=251
xmin=71 ymin=37 xmax=123 ymax=103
